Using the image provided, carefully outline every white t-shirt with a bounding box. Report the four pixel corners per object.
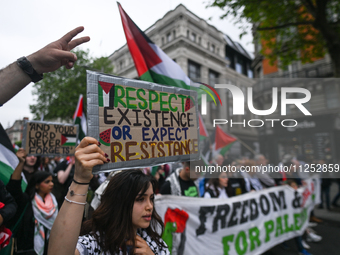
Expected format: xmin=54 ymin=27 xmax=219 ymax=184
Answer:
xmin=204 ymin=186 xmax=229 ymax=198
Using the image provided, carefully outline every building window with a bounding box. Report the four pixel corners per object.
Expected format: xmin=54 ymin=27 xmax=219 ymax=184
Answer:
xmin=167 ymin=32 xmax=172 ymax=43
xmin=210 ymin=44 xmax=215 ymax=53
xmin=190 ymin=32 xmax=196 ymax=42
xmin=119 ymin=60 xmax=124 ymax=70
xmin=188 ymin=60 xmax=201 ymax=81
xmin=198 ymin=37 xmax=201 ymax=45
xmin=248 ymin=69 xmax=253 ymax=78
xmin=162 ymin=37 xmax=164 ymax=45
xmin=235 ymin=55 xmax=244 ymax=74
xmin=187 ymin=30 xmax=190 ymax=38
xmin=236 ymin=63 xmax=243 ymax=74
xmin=173 ymin=30 xmax=176 ymax=39
xmin=208 ymin=70 xmax=219 ymax=86
xmin=325 ymin=84 xmax=340 ymax=109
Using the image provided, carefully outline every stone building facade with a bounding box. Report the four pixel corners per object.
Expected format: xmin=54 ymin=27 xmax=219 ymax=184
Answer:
xmin=252 ymin=30 xmax=340 ymax=163
xmin=109 ymin=4 xmax=259 ymax=157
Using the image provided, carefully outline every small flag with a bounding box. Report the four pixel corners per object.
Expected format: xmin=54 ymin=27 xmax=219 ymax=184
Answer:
xmin=98 ymin=81 xmax=115 ymax=108
xmin=61 ymin=134 xmax=77 ymax=147
xmin=214 ymin=125 xmax=237 ymax=156
xmin=73 ymin=95 xmax=87 ymax=141
xmin=0 ymin=124 xmax=27 ymax=191
xmin=198 ymin=112 xmax=208 ymax=140
xmin=13 ymin=144 xmax=19 ymax=152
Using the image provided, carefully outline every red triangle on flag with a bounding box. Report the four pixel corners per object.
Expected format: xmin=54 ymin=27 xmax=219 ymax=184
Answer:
xmin=198 ymin=113 xmax=208 ymax=137
xmin=73 ymin=95 xmax=84 ymax=119
xmin=215 ymin=126 xmax=237 ymax=150
xmin=99 ymin=81 xmax=115 ymax=94
xmin=61 ymin=134 xmax=67 ymax=146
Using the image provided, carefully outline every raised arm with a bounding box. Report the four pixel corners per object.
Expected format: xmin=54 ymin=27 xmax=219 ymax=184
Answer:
xmin=48 ymin=137 xmax=108 ymax=255
xmin=0 ymin=26 xmax=90 ymax=105
xmin=11 ymin=148 xmax=27 ymax=180
xmin=57 ymin=157 xmax=75 ymax=184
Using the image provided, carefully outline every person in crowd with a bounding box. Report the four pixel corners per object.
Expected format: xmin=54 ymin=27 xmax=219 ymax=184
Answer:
xmin=160 ymin=160 xmax=202 ymax=197
xmin=50 ymin=156 xmax=63 ymax=170
xmin=253 ymin=154 xmax=276 ymax=188
xmin=204 ymin=172 xmax=232 ymax=198
xmin=331 ymin=178 xmax=340 ymax=207
xmin=53 ymin=156 xmax=75 ymax=208
xmin=286 ymin=179 xmax=312 ymax=255
xmin=48 ymin=137 xmax=169 ymax=255
xmin=0 ymin=179 xmax=17 ymax=249
xmin=225 ymin=160 xmax=247 ymax=196
xmin=318 ymin=160 xmax=332 ymax=210
xmin=153 ymin=165 xmax=166 ymax=193
xmin=23 ymin=155 xmax=41 ymax=183
xmin=41 ymin=157 xmax=54 ymax=174
xmin=241 ymin=160 xmax=264 ymax=192
xmin=6 ymin=149 xmax=58 ymax=255
xmin=0 ymin=27 xmax=90 ymax=106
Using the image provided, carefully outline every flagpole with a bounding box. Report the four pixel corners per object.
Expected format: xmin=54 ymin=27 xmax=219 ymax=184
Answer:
xmin=232 ymin=135 xmax=257 ymax=156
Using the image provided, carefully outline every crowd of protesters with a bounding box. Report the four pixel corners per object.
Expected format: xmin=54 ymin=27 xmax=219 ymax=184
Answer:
xmin=1 ymin=24 xmax=339 ymax=255
xmin=2 ymin=147 xmax=338 ymax=254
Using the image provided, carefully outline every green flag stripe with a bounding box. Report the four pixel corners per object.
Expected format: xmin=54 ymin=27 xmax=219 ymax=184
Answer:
xmin=62 ymin=142 xmax=76 ymax=147
xmin=98 ymin=83 xmax=104 ymax=107
xmin=140 ymin=70 xmax=215 ymax=102
xmin=75 ymin=117 xmax=85 ymax=140
xmin=219 ymin=143 xmax=235 ymax=156
xmin=0 ymin=161 xmax=27 ymax=191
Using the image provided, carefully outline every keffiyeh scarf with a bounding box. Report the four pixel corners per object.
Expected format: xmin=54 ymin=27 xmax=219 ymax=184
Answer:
xmin=32 ymin=193 xmax=58 ymax=255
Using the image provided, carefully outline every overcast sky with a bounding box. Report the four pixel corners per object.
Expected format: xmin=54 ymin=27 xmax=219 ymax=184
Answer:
xmin=0 ymin=0 xmax=253 ymax=129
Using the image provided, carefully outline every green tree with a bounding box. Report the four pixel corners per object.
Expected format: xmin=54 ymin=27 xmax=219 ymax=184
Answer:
xmin=30 ymin=49 xmax=113 ymax=121
xmin=208 ymin=0 xmax=340 ymax=77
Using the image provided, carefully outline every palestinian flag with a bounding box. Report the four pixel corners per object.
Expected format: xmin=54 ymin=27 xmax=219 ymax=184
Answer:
xmin=117 ymin=3 xmax=205 ymax=94
xmin=198 ymin=112 xmax=208 ymax=140
xmin=73 ymin=94 xmax=87 ymax=141
xmin=61 ymin=134 xmax=77 ymax=147
xmin=13 ymin=144 xmax=19 ymax=152
xmin=98 ymin=81 xmax=115 ymax=108
xmin=0 ymin=124 xmax=27 ymax=191
xmin=214 ymin=125 xmax=237 ymax=156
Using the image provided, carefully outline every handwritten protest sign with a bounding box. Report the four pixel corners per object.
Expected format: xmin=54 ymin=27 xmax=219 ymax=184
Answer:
xmin=22 ymin=121 xmax=78 ymax=156
xmin=87 ymin=71 xmax=200 ymax=173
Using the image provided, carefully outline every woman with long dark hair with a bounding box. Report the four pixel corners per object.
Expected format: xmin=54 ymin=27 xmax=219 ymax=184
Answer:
xmin=49 ymin=137 xmax=169 ymax=255
xmin=6 ymin=149 xmax=58 ymax=255
xmin=204 ymin=172 xmax=231 ymax=198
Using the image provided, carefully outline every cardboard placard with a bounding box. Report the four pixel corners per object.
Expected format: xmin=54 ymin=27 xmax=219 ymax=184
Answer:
xmin=22 ymin=121 xmax=78 ymax=156
xmin=87 ymin=71 xmax=200 ymax=173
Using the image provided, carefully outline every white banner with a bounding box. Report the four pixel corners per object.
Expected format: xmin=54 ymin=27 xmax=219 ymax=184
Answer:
xmin=155 ymin=178 xmax=321 ymax=255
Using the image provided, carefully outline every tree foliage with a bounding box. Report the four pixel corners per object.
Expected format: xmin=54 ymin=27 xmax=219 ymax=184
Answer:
xmin=30 ymin=49 xmax=113 ymax=121
xmin=208 ymin=0 xmax=340 ymax=76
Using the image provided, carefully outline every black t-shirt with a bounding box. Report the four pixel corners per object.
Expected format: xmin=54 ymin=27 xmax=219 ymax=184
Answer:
xmin=160 ymin=176 xmax=198 ymax=197
xmin=53 ymin=160 xmax=75 ymax=207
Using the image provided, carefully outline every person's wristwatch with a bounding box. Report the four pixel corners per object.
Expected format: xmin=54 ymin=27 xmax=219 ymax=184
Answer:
xmin=17 ymin=56 xmax=43 ymax=83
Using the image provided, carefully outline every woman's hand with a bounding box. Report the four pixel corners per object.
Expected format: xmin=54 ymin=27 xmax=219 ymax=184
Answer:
xmin=16 ymin=148 xmax=27 ymax=163
xmin=74 ymin=137 xmax=108 ymax=183
xmin=133 ymin=235 xmax=155 ymax=255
